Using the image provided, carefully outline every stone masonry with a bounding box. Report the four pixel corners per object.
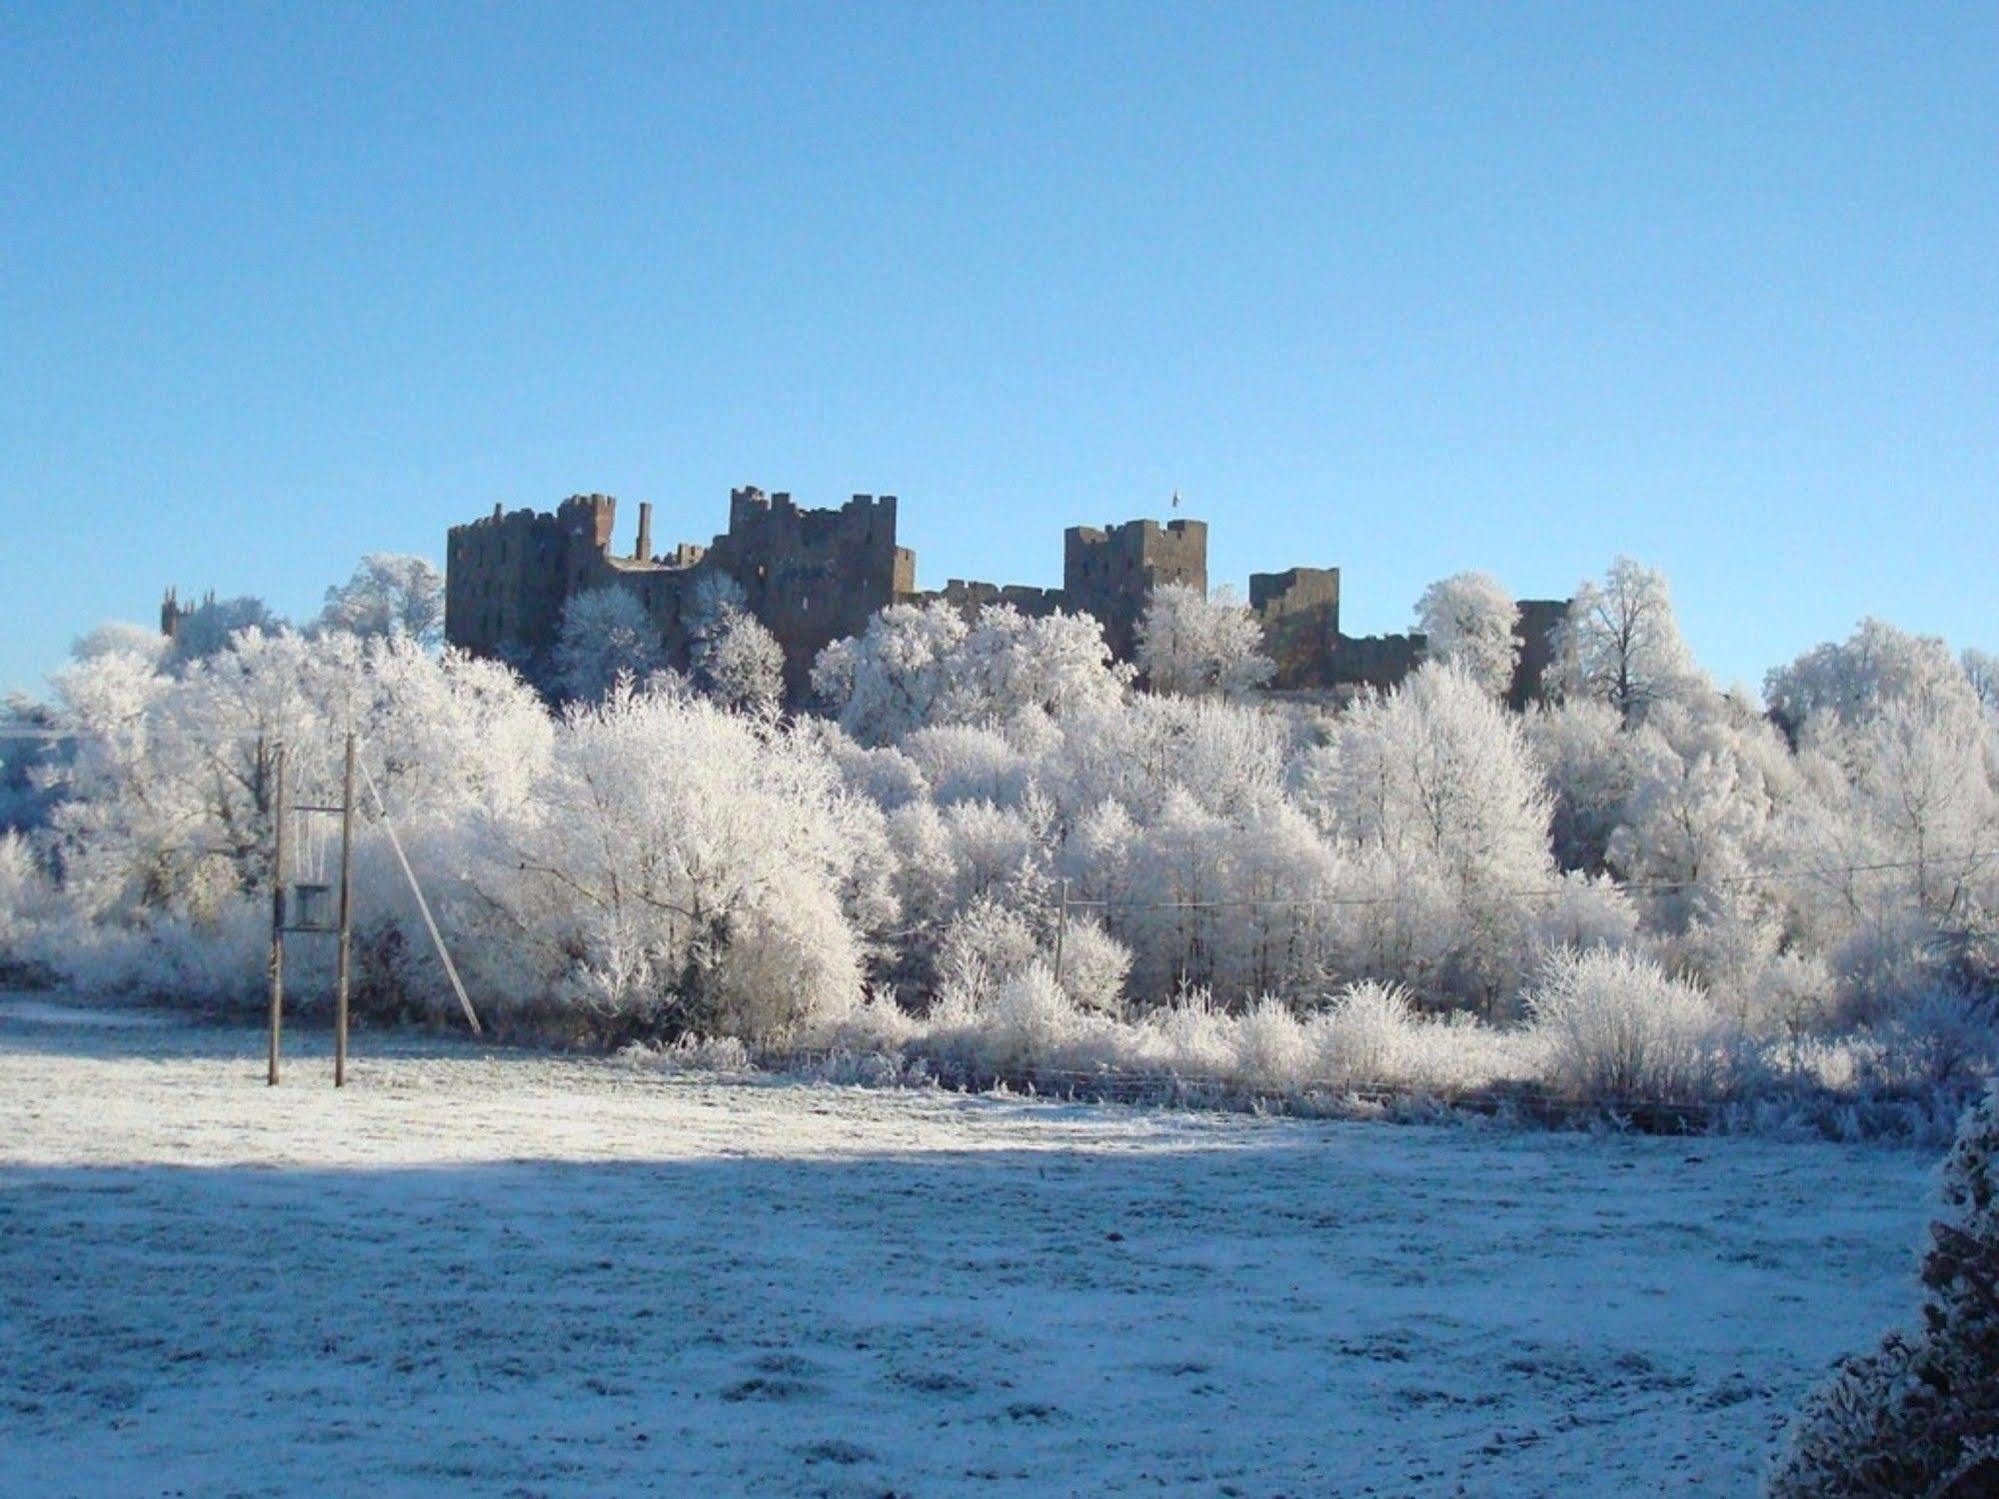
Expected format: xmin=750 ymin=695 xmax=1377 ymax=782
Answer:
xmin=444 ymin=488 xmax=1568 ymax=705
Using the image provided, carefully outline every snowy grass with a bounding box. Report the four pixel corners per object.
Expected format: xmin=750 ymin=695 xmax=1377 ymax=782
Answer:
xmin=0 ymin=994 xmax=1940 ymax=1497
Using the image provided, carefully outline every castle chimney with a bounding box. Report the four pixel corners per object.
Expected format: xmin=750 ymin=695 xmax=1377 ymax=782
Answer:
xmin=636 ymin=502 xmax=652 ymax=561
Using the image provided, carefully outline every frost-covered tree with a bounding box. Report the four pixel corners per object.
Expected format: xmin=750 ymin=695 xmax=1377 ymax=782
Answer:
xmin=1135 ymin=583 xmax=1274 ymax=697
xmin=553 ymin=587 xmax=668 ymax=704
xmin=686 ymin=574 xmax=783 ymax=718
xmin=1771 ymin=1080 xmax=1999 ymax=1497
xmin=1552 ymin=557 xmax=1704 ymax=723
xmin=1526 ymin=698 xmax=1644 ymax=873
xmin=466 ymin=685 xmax=872 ymax=1041
xmin=1414 ymin=571 xmax=1519 ymax=699
xmin=1296 ymin=662 xmax=1554 ymax=1006
xmin=27 ymin=626 xmax=551 ymax=1006
xmin=71 ymin=620 xmax=169 ymax=668
xmin=1964 ymin=648 xmax=1999 ymax=718
xmin=1766 ymin=618 xmax=1976 ymax=737
xmin=814 ymin=602 xmax=1125 ymax=743
xmin=166 ymin=595 xmax=286 ymax=668
xmin=944 ymin=606 xmax=1130 ymax=725
xmin=811 ymin=601 xmax=969 ymax=744
xmin=317 ymin=554 xmax=445 ymax=645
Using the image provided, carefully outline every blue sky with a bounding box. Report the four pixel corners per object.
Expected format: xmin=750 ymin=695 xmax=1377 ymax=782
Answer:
xmin=2 ymin=2 xmax=1993 ymax=697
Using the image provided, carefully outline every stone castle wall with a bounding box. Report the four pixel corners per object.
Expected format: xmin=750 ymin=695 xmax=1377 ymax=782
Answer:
xmin=444 ymin=489 xmax=1568 ymax=708
xmin=446 ymin=488 xmax=910 ymax=695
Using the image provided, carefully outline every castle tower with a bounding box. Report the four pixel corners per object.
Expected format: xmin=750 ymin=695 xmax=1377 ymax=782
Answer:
xmin=1063 ymin=517 xmax=1208 ymax=659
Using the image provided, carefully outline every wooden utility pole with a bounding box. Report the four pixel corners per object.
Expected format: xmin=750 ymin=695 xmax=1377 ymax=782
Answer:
xmin=266 ymin=734 xmax=360 ymax=1088
xmin=334 ymin=733 xmax=355 ymax=1088
xmin=1053 ymin=877 xmax=1070 ymax=987
xmin=267 ymin=743 xmax=287 ymax=1087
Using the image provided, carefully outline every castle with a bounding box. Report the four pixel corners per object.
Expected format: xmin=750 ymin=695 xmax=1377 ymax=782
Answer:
xmin=444 ymin=488 xmax=1566 ymax=706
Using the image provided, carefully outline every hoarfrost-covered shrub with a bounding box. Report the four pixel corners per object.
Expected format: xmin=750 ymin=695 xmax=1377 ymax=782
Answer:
xmin=819 ymin=988 xmax=922 ymax=1053
xmin=977 ymin=961 xmax=1083 ymax=1070
xmin=1230 ymin=996 xmax=1310 ymax=1091
xmin=1056 ymin=918 xmax=1132 ymax=1014
xmin=55 ymin=896 xmax=277 ymax=1006
xmin=1309 ymin=981 xmax=1417 ymax=1088
xmin=1862 ymin=988 xmax=1999 ymax=1093
xmin=927 ymin=960 xmax=1114 ymax=1073
xmin=925 ymin=872 xmax=1130 ymax=1016
xmin=1770 ymin=1080 xmax=1999 ymax=1497
xmin=1306 ymin=981 xmax=1537 ymax=1094
xmin=1528 ymin=947 xmax=1736 ymax=1102
xmin=469 ymin=686 xmax=866 ymax=1043
xmin=0 ymin=832 xmax=55 ymax=972
xmin=1132 ymin=984 xmax=1233 ymax=1076
xmin=934 ymin=897 xmax=1040 ymax=1008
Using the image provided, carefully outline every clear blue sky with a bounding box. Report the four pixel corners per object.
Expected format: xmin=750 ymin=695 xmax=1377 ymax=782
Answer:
xmin=3 ymin=2 xmax=1993 ymax=698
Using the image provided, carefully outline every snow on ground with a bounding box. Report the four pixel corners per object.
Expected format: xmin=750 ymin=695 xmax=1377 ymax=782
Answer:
xmin=0 ymin=996 xmax=1938 ymax=1498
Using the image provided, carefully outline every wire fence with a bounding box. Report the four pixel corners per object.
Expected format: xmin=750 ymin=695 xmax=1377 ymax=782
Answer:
xmin=742 ymin=1044 xmax=1972 ymax=1140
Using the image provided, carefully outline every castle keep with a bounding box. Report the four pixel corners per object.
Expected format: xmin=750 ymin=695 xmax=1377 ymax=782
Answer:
xmin=445 ymin=489 xmax=1566 ymax=704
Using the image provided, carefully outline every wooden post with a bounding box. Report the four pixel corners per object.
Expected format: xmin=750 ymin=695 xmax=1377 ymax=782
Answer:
xmin=267 ymin=743 xmax=286 ymax=1087
xmin=334 ymin=733 xmax=355 ymax=1088
xmin=1053 ymin=877 xmax=1070 ymax=988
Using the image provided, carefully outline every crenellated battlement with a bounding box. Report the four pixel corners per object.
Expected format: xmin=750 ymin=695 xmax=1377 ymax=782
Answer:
xmin=443 ymin=487 xmax=1567 ymax=708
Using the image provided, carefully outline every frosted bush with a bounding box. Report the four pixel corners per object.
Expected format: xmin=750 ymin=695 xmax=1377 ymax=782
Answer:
xmin=467 ymin=687 xmax=867 ymax=1043
xmin=976 ymin=962 xmax=1081 ymax=1070
xmin=1131 ymin=985 xmax=1234 ymax=1076
xmin=1306 ymin=981 xmax=1537 ymax=1094
xmin=934 ymin=898 xmax=1040 ymax=1008
xmin=54 ymin=896 xmax=277 ymax=1006
xmin=1308 ymin=981 xmax=1417 ymax=1087
xmin=816 ymin=987 xmax=921 ymax=1052
xmin=924 ymin=960 xmax=1122 ymax=1075
xmin=1527 ymin=948 xmax=1737 ymax=1102
xmin=1229 ymin=997 xmax=1311 ymax=1091
xmin=1055 ymin=917 xmax=1131 ymax=1014
xmin=0 ymin=832 xmax=53 ymax=956
xmin=1865 ymin=988 xmax=1999 ymax=1091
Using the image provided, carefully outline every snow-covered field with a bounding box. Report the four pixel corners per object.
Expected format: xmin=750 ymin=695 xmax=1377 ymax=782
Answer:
xmin=0 ymin=997 xmax=1938 ymax=1497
